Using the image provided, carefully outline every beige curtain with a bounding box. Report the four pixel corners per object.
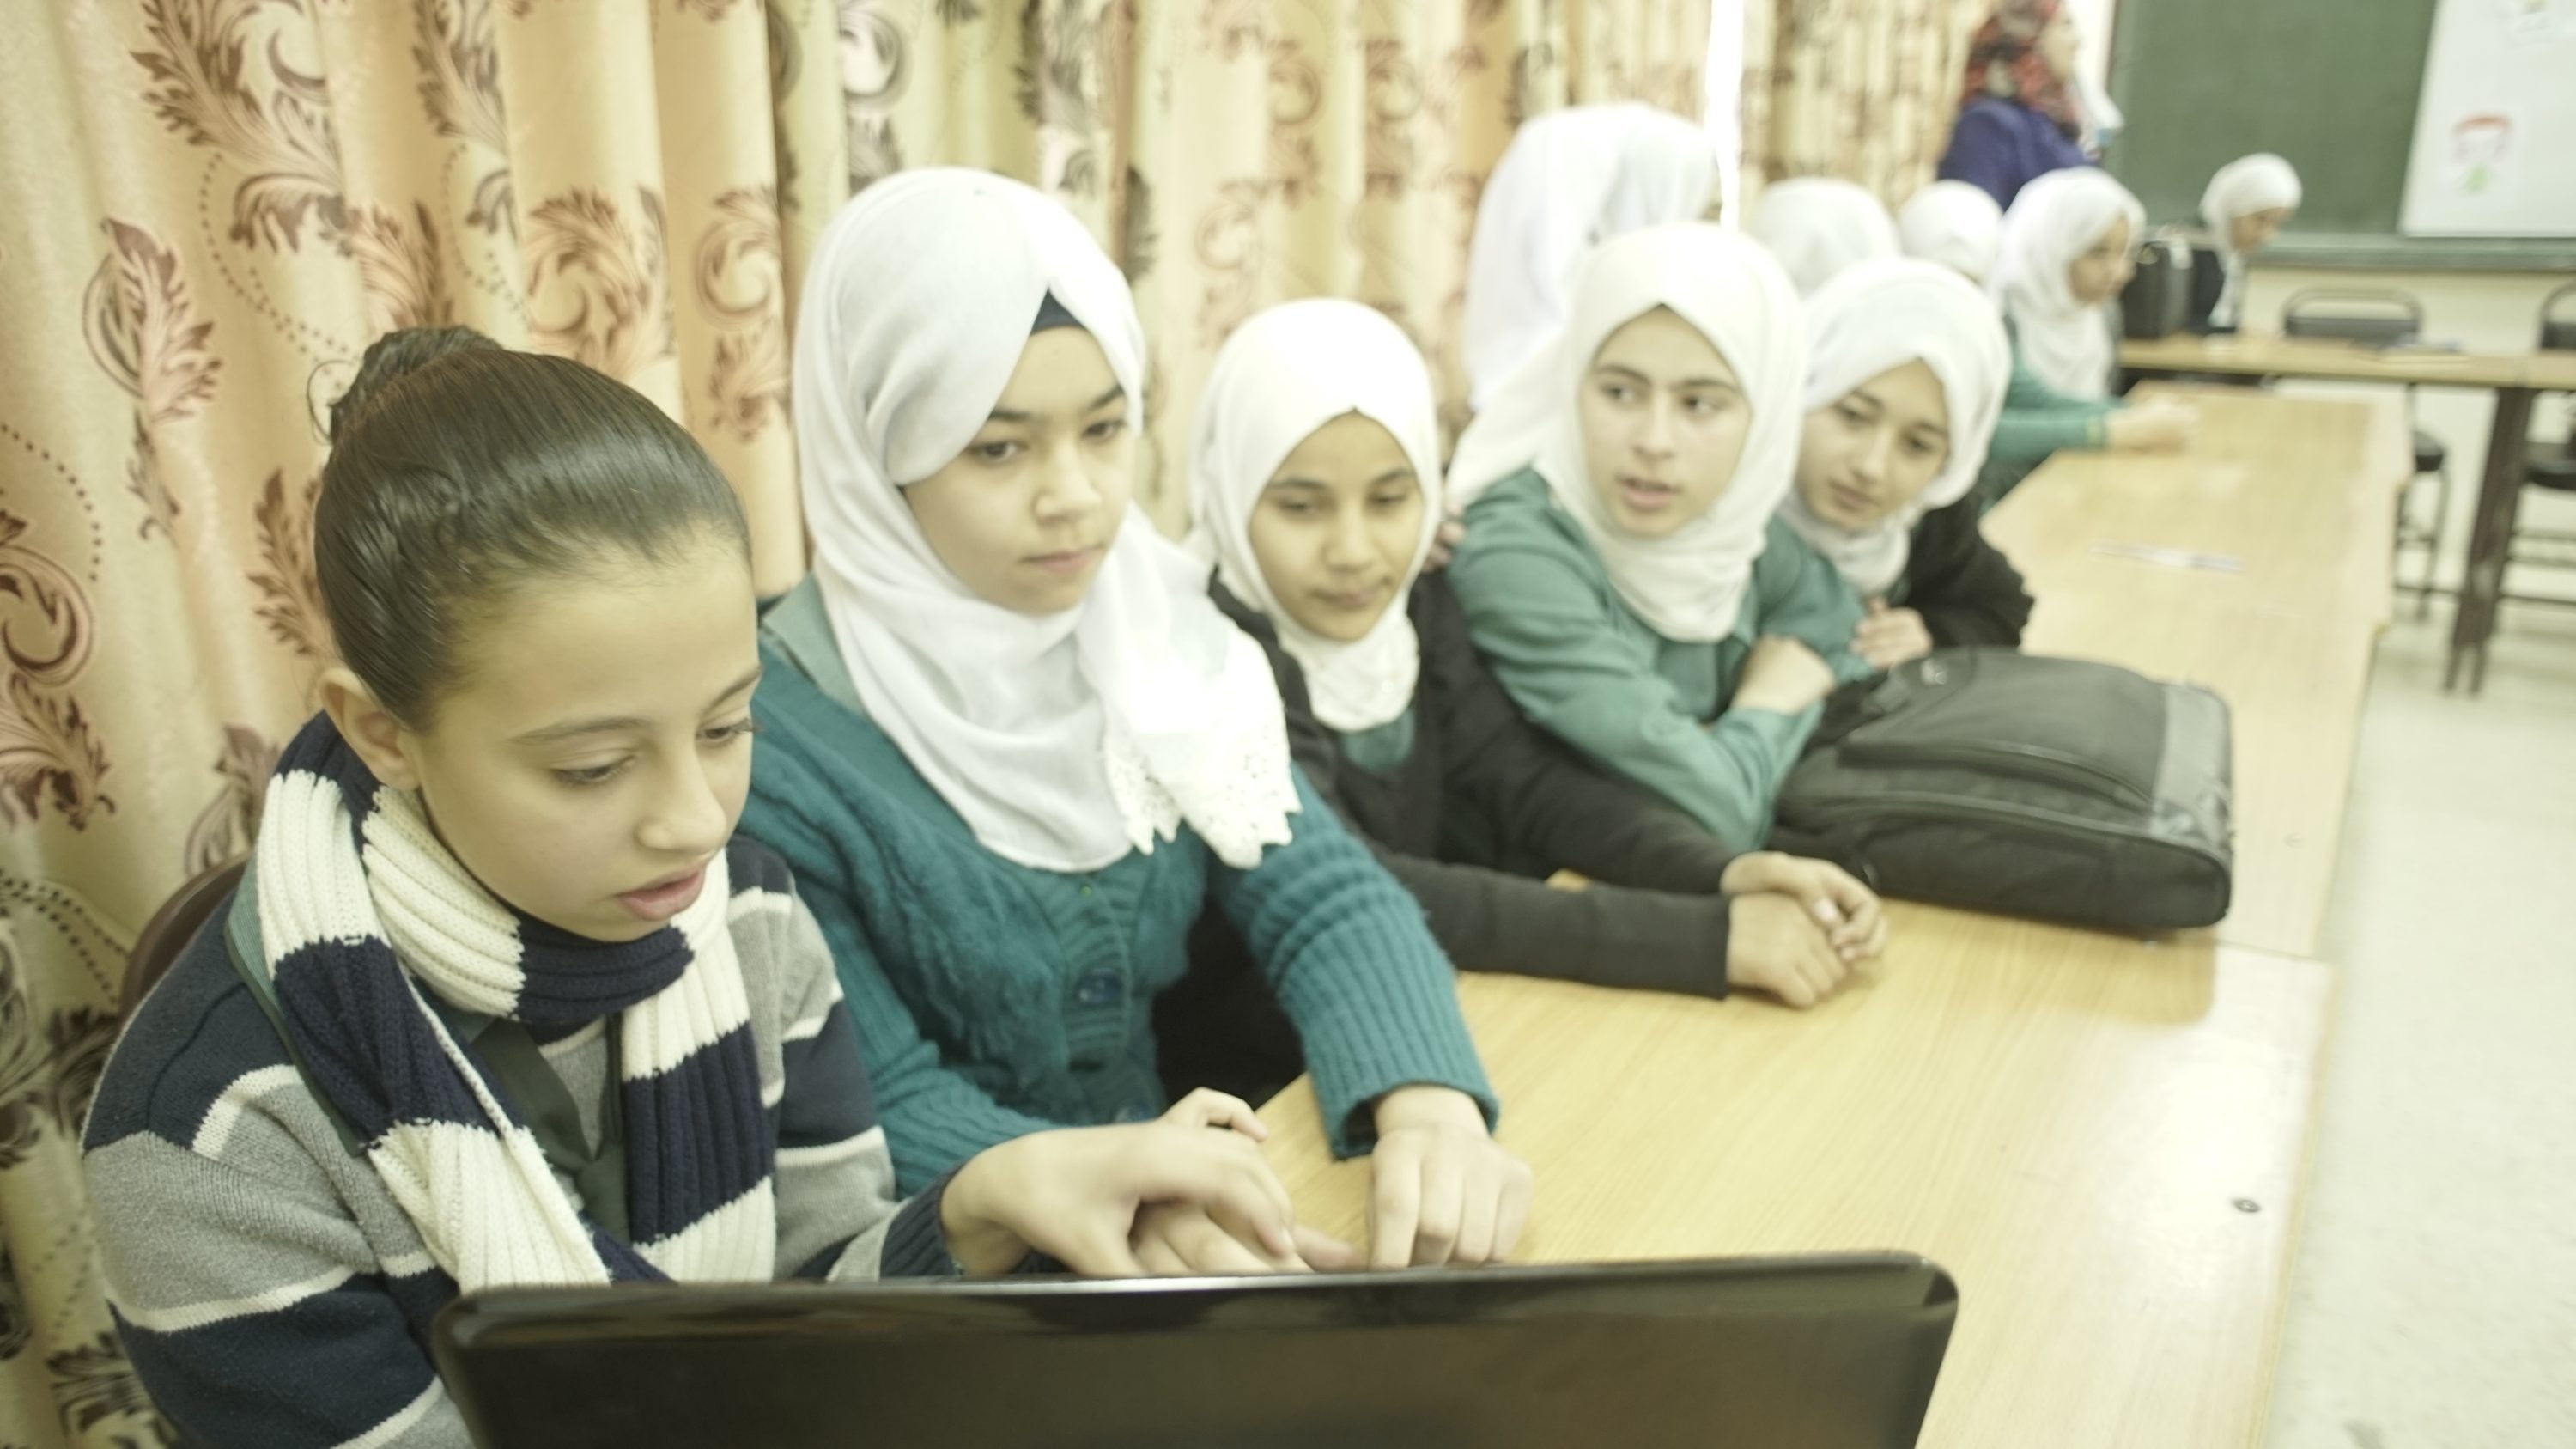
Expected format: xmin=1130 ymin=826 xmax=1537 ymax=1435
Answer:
xmin=0 ymin=3 xmax=848 ymax=1442
xmin=1739 ymin=0 xmax=1990 ymax=208
xmin=0 ymin=2 xmax=1703 ymax=1443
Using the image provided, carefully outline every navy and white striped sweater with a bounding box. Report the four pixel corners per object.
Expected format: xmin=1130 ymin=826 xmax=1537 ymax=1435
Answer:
xmin=83 ymin=838 xmax=953 ymax=1449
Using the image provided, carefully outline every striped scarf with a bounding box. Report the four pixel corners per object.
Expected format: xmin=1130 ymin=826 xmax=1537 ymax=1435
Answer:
xmin=252 ymin=714 xmax=775 ymax=1290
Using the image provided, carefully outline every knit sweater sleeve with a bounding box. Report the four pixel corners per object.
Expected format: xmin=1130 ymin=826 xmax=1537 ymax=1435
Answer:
xmin=1990 ymin=350 xmax=2118 ymax=463
xmin=788 ymin=864 xmax=1066 ymax=1194
xmin=1901 ymin=499 xmax=2034 ymax=648
xmin=1448 ymin=481 xmax=1821 ymax=853
xmin=82 ymin=938 xmax=469 ymax=1449
xmin=1209 ymin=767 xmax=1498 ymax=1158
xmin=746 ymin=882 xmax=957 ymax=1280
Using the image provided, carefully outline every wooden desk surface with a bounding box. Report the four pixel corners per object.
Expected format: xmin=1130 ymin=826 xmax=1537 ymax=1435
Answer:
xmin=1260 ymin=908 xmax=2335 ymax=1449
xmin=1986 ymin=387 xmax=2406 ymax=629
xmin=2120 ymin=330 xmax=2576 ymax=392
xmin=1982 ymin=388 xmax=2402 ymax=959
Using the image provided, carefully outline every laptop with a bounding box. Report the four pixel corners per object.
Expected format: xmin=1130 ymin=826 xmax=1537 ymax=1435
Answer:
xmin=434 ymin=1253 xmax=1959 ymax=1449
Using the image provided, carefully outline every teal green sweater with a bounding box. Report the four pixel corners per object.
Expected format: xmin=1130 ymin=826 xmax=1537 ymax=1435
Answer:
xmin=1444 ymin=470 xmax=1872 ymax=854
xmin=1978 ymin=333 xmax=2122 ymax=507
xmin=740 ymin=581 xmax=1497 ymax=1193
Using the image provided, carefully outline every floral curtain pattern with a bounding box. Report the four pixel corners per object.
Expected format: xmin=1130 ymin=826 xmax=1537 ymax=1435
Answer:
xmin=1738 ymin=0 xmax=1990 ymax=209
xmin=0 ymin=3 xmax=847 ymax=1442
xmin=0 ymin=2 xmax=1704 ymax=1442
xmin=835 ymin=0 xmax=1708 ymax=524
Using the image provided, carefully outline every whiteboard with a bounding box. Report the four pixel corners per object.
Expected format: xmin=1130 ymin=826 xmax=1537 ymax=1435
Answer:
xmin=2400 ymin=0 xmax=2576 ymax=236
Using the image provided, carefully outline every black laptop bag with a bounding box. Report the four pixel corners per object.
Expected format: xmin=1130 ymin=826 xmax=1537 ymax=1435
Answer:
xmin=1770 ymin=648 xmax=2233 ymax=932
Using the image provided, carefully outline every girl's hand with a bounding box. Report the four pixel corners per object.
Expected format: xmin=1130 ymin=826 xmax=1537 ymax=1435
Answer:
xmin=941 ymin=1093 xmax=1329 ymax=1276
xmin=1366 ymin=1087 xmax=1534 ymax=1269
xmin=1723 ymin=892 xmax=1859 ymax=1008
xmin=2105 ymin=399 xmax=2197 ymax=453
xmin=1852 ymin=601 xmax=1934 ymax=671
xmin=1719 ymin=852 xmax=1888 ymax=962
xmin=1732 ymin=636 xmax=1836 ymax=715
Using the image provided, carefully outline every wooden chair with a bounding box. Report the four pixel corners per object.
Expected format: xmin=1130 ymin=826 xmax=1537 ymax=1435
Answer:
xmin=119 ymin=858 xmax=246 ymax=1018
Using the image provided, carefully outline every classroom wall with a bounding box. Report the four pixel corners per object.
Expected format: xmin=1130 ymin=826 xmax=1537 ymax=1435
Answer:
xmin=2239 ymin=263 xmax=2576 ymax=601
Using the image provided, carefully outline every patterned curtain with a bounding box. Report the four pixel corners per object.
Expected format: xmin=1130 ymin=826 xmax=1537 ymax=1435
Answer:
xmin=0 ymin=2 xmax=848 ymax=1442
xmin=1738 ymin=0 xmax=1990 ymax=207
xmin=835 ymin=0 xmax=1707 ymax=524
xmin=0 ymin=2 xmax=1703 ymax=1443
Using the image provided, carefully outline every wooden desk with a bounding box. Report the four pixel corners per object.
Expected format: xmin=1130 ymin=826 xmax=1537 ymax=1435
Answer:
xmin=1989 ymin=387 xmax=2406 ymax=629
xmin=2119 ymin=333 xmax=2576 ymax=693
xmin=1261 ymin=909 xmax=2336 ymax=1449
xmin=1984 ymin=387 xmax=2405 ymax=959
xmin=2119 ymin=330 xmax=2576 ymax=392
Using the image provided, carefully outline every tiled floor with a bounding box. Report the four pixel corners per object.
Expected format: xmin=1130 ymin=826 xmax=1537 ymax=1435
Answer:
xmin=2263 ymin=600 xmax=2576 ymax=1448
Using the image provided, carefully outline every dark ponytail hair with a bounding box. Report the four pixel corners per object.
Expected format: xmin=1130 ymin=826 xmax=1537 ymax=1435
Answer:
xmin=316 ymin=326 xmax=750 ymax=727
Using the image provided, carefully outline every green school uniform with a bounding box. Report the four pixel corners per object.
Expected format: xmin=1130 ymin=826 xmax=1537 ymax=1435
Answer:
xmin=1444 ymin=469 xmax=1872 ymax=854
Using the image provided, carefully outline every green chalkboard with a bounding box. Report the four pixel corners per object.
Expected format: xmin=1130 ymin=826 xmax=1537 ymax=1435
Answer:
xmin=2093 ymin=0 xmax=2563 ymax=266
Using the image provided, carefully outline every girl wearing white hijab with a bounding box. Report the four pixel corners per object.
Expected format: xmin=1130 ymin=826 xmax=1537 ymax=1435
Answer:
xmin=1194 ymin=300 xmax=1887 ymax=1008
xmin=1748 ymin=178 xmax=1902 ymax=297
xmin=1978 ymin=167 xmax=2197 ymax=504
xmin=743 ymin=170 xmax=1529 ymax=1272
xmin=1461 ymin=103 xmax=1721 ymax=410
xmin=1444 ymin=223 xmax=1874 ymax=858
xmin=1897 ymin=180 xmax=2006 ymax=284
xmin=1782 ymin=259 xmax=2030 ymax=668
xmin=2190 ymin=153 xmax=2301 ymax=333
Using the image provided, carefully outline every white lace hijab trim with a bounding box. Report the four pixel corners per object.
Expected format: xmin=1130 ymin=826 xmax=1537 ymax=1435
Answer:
xmin=792 ymin=168 xmax=1297 ymax=873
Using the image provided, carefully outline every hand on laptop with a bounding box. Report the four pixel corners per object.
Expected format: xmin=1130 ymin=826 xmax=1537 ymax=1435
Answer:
xmin=941 ymin=1091 xmax=1331 ymax=1277
xmin=1368 ymin=1086 xmax=1534 ymax=1269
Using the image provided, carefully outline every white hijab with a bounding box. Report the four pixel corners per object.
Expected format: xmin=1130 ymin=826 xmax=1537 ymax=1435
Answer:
xmin=1780 ymin=259 xmax=2012 ymax=597
xmin=1990 ymin=167 xmax=2143 ymax=399
xmin=792 ymin=168 xmax=1298 ymax=874
xmin=1188 ymin=301 xmax=1443 ymax=734
xmin=1449 ymin=223 xmax=1807 ymax=644
xmin=1461 ymin=104 xmax=1720 ymax=411
xmin=1748 ymin=178 xmax=1901 ymax=297
xmin=1897 ymin=180 xmax=2005 ymax=285
xmin=2199 ymin=153 xmax=2301 ymax=331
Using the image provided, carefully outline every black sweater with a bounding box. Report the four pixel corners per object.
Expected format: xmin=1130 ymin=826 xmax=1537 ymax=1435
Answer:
xmin=1213 ymin=575 xmax=1743 ymax=998
xmin=1898 ymin=498 xmax=2034 ymax=649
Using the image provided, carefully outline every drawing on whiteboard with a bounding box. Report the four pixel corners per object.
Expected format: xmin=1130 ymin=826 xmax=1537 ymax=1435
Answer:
xmin=2448 ymin=113 xmax=2515 ymax=195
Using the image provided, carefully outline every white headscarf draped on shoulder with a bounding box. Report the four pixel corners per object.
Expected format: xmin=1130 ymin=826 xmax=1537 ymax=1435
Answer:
xmin=1990 ymin=167 xmax=2143 ymax=399
xmin=1897 ymin=180 xmax=2006 ymax=284
xmin=1779 ymin=259 xmax=2012 ymax=597
xmin=793 ymin=167 xmax=1298 ymax=874
xmin=1748 ymin=178 xmax=1901 ymax=296
xmin=1188 ymin=301 xmax=1443 ymax=734
xmin=1448 ymin=223 xmax=1808 ymax=644
xmin=1461 ymin=103 xmax=1720 ymax=411
xmin=2198 ymin=153 xmax=2301 ymax=331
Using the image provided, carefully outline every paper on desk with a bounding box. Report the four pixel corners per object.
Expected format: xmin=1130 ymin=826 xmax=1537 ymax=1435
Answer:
xmin=2089 ymin=541 xmax=2244 ymax=573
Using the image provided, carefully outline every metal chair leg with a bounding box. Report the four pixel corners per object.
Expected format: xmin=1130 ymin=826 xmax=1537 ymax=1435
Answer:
xmin=2421 ymin=461 xmax=2454 ymax=621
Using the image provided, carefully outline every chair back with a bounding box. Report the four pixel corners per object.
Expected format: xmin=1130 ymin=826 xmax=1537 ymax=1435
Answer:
xmin=120 ymin=858 xmax=247 ymax=1018
xmin=2282 ymin=287 xmax=2424 ymax=346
